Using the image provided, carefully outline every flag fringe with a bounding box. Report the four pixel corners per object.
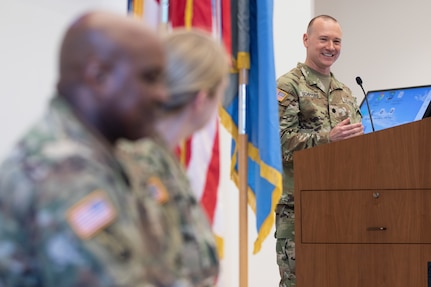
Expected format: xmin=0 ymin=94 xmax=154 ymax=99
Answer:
xmin=219 ymin=106 xmax=282 ymax=254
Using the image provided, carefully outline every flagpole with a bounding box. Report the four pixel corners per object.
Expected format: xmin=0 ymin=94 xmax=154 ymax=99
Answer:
xmin=238 ymin=65 xmax=249 ymax=287
xmin=159 ymin=0 xmax=169 ymax=34
xmin=237 ymin=0 xmax=250 ymax=285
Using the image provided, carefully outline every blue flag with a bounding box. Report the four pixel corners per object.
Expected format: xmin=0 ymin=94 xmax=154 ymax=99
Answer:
xmin=220 ymin=0 xmax=282 ymax=254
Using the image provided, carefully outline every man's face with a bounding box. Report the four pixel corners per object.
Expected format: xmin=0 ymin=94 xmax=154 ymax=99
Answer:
xmin=303 ymin=18 xmax=342 ymax=75
xmin=103 ymin=36 xmax=168 ymax=142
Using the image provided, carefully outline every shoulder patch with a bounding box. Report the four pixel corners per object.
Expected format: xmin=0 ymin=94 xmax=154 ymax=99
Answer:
xmin=67 ymin=190 xmax=117 ymax=240
xmin=147 ymin=176 xmax=169 ymax=204
xmin=277 ymin=88 xmax=288 ymax=102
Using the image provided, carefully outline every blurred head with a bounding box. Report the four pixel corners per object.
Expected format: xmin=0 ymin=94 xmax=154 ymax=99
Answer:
xmin=57 ymin=11 xmax=168 ymax=143
xmin=161 ymin=28 xmax=229 ymax=132
xmin=303 ymin=15 xmax=342 ymax=75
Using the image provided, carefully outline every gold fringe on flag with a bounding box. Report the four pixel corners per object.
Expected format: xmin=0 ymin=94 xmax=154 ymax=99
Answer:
xmin=132 ymin=0 xmax=144 ymax=18
xmin=185 ymin=0 xmax=193 ymax=28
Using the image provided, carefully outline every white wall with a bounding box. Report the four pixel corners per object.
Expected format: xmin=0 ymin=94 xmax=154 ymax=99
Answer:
xmin=0 ymin=1 xmax=308 ymax=287
xmin=274 ymin=0 xmax=313 ymax=78
xmin=314 ymin=0 xmax=431 ymax=103
xmin=0 ymin=0 xmax=126 ymax=160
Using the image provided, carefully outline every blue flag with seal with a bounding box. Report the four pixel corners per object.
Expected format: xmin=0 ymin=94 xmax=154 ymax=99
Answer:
xmin=220 ymin=0 xmax=282 ymax=254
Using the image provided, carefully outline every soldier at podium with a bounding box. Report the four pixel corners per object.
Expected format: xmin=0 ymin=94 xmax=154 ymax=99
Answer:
xmin=275 ymin=14 xmax=364 ymax=287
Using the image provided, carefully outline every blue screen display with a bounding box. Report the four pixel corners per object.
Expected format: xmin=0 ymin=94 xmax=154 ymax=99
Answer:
xmin=360 ymin=85 xmax=431 ymax=134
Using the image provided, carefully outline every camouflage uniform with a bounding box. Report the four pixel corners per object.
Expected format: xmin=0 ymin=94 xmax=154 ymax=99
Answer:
xmin=275 ymin=63 xmax=362 ymax=287
xmin=119 ymin=138 xmax=219 ymax=287
xmin=0 ymin=96 xmax=198 ymax=287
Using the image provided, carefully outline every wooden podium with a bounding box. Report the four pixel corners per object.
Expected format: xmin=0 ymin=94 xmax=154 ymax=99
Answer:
xmin=294 ymin=117 xmax=431 ymax=286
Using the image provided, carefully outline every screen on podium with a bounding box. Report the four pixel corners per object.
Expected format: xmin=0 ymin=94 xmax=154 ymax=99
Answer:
xmin=359 ymin=84 xmax=431 ymax=134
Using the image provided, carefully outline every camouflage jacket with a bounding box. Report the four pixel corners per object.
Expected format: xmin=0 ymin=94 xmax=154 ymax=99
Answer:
xmin=119 ymin=138 xmax=219 ymax=287
xmin=0 ymin=96 xmax=195 ymax=287
xmin=277 ymin=63 xmax=362 ymax=203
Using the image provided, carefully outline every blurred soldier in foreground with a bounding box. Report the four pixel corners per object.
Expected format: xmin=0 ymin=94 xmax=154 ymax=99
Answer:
xmin=0 ymin=10 xmax=182 ymax=286
xmin=119 ymin=28 xmax=229 ymax=287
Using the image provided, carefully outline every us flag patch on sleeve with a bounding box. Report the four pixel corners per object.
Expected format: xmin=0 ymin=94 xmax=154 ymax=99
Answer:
xmin=277 ymin=88 xmax=288 ymax=102
xmin=147 ymin=176 xmax=169 ymax=204
xmin=67 ymin=190 xmax=117 ymax=240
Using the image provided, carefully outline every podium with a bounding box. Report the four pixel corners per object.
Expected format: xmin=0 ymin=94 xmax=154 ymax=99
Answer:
xmin=294 ymin=118 xmax=431 ymax=286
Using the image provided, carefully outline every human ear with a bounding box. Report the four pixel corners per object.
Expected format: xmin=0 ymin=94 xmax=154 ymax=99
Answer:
xmin=303 ymin=33 xmax=309 ymax=47
xmin=192 ymin=90 xmax=208 ymax=111
xmin=84 ymin=60 xmax=107 ymax=87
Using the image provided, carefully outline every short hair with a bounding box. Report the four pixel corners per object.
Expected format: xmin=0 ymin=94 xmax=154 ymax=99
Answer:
xmin=162 ymin=28 xmax=229 ymax=111
xmin=307 ymin=15 xmax=338 ymax=34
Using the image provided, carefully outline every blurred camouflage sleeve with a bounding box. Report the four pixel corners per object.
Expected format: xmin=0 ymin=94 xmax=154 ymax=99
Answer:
xmin=0 ymin=154 xmax=160 ymax=287
xmin=119 ymin=139 xmax=220 ymax=287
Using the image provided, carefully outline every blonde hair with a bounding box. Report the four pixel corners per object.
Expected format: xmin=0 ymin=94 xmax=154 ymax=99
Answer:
xmin=162 ymin=28 xmax=229 ymax=111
